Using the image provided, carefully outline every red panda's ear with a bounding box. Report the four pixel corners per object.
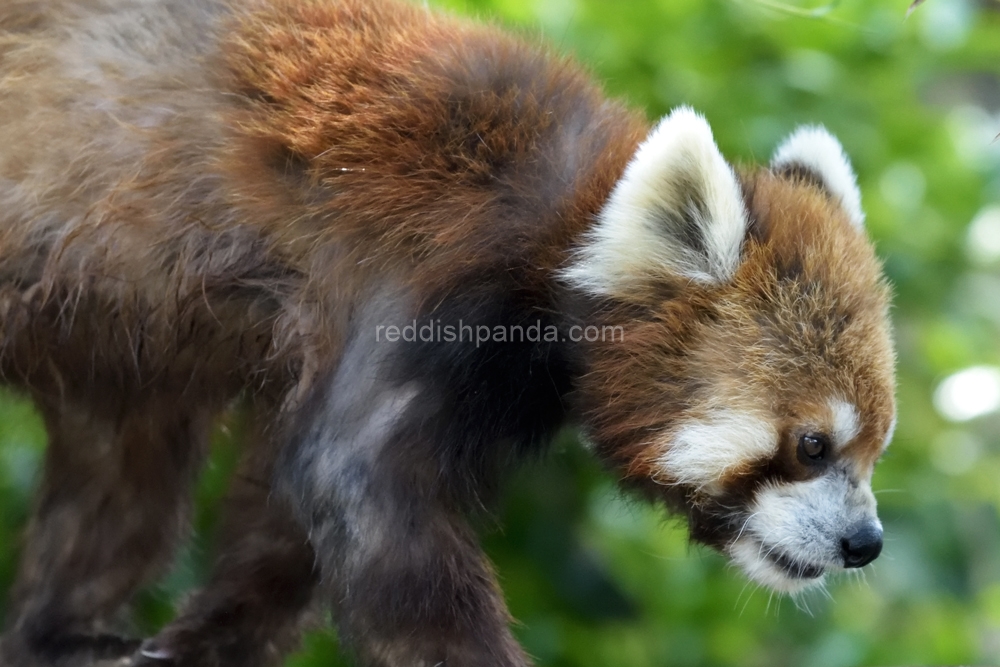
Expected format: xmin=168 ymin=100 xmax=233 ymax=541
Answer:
xmin=562 ymin=107 xmax=749 ymax=296
xmin=771 ymin=126 xmax=865 ymax=228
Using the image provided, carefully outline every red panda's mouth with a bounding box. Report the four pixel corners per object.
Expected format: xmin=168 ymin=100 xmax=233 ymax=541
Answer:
xmin=767 ymin=550 xmax=825 ymax=580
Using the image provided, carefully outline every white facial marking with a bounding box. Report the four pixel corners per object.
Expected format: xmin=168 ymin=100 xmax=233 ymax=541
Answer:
xmin=657 ymin=410 xmax=776 ymax=490
xmin=562 ymin=106 xmax=749 ymax=294
xmin=771 ymin=126 xmax=865 ymax=228
xmin=729 ymin=537 xmax=821 ymax=594
xmin=829 ymin=398 xmax=861 ymax=447
xmin=730 ymin=469 xmax=879 ymax=593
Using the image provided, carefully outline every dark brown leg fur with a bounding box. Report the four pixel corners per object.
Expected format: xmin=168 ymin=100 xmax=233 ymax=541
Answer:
xmin=323 ymin=499 xmax=528 ymax=667
xmin=273 ymin=327 xmax=531 ymax=667
xmin=134 ymin=410 xmax=317 ymax=667
xmin=0 ymin=395 xmax=213 ymax=667
xmin=282 ymin=429 xmax=530 ymax=667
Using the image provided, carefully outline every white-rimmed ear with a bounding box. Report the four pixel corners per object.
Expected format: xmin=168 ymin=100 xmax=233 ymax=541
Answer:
xmin=562 ymin=106 xmax=749 ymax=295
xmin=771 ymin=126 xmax=865 ymax=228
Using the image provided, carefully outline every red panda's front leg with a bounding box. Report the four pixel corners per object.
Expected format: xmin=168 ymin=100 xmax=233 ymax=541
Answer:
xmin=134 ymin=407 xmax=318 ymax=667
xmin=300 ymin=477 xmax=528 ymax=667
xmin=0 ymin=394 xmax=214 ymax=666
xmin=272 ymin=341 xmax=531 ymax=667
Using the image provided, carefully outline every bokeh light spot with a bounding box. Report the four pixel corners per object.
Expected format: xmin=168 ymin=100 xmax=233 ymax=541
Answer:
xmin=966 ymin=205 xmax=1000 ymax=265
xmin=933 ymin=366 xmax=1000 ymax=422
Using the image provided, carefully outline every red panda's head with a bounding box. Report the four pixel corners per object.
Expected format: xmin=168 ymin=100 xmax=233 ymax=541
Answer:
xmin=564 ymin=108 xmax=896 ymax=593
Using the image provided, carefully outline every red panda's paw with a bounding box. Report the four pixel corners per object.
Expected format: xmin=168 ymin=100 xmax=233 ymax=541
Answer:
xmin=128 ymin=627 xmax=280 ymax=667
xmin=0 ymin=630 xmax=140 ymax=667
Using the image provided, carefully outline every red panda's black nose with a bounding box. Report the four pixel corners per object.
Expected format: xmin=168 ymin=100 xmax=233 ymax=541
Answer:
xmin=841 ymin=523 xmax=883 ymax=568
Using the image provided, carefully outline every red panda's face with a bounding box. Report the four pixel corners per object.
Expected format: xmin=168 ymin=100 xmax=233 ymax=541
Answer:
xmin=564 ymin=109 xmax=896 ymax=593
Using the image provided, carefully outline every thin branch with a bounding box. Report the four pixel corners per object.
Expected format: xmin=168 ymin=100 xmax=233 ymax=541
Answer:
xmin=742 ymin=0 xmax=840 ymax=18
xmin=906 ymin=0 xmax=927 ymax=18
xmin=735 ymin=0 xmax=863 ymax=29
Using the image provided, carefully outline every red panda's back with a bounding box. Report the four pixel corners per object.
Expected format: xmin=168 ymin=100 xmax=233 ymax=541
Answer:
xmin=0 ymin=0 xmax=645 ymax=389
xmin=220 ymin=0 xmax=648 ymax=290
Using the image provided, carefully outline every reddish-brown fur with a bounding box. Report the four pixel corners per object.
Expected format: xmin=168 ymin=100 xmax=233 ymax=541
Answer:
xmin=589 ymin=175 xmax=893 ymax=479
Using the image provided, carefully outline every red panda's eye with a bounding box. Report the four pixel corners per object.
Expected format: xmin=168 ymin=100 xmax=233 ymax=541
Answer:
xmin=798 ymin=433 xmax=829 ymax=462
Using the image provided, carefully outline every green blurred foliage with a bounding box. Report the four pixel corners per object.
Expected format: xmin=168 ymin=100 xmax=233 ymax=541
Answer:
xmin=3 ymin=0 xmax=1000 ymax=665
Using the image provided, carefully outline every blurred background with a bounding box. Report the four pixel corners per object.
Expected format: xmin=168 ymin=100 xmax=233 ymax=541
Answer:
xmin=3 ymin=0 xmax=1000 ymax=665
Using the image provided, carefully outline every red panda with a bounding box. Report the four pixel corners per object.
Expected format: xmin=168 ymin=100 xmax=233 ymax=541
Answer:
xmin=0 ymin=0 xmax=896 ymax=665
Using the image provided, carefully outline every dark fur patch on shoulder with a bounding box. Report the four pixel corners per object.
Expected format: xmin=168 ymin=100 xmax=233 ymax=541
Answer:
xmin=393 ymin=276 xmax=577 ymax=506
